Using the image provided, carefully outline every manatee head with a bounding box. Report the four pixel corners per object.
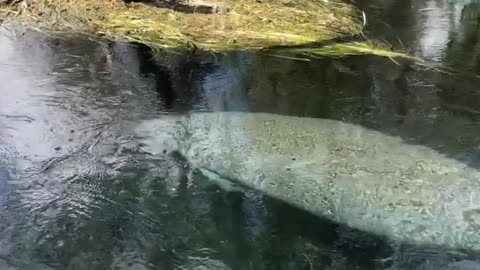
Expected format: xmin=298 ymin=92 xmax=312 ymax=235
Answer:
xmin=134 ymin=114 xmax=184 ymax=156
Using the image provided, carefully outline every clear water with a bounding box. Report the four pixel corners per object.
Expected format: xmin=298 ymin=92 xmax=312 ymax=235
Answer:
xmin=1 ymin=0 xmax=480 ymax=269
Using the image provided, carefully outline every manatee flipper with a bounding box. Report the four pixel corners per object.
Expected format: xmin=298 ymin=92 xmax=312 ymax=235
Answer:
xmin=167 ymin=151 xmax=245 ymax=193
xmin=195 ymin=168 xmax=246 ymax=193
xmin=161 ymin=150 xmax=242 ymax=193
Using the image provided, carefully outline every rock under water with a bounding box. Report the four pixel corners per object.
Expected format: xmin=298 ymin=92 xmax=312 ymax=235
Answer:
xmin=134 ymin=111 xmax=480 ymax=252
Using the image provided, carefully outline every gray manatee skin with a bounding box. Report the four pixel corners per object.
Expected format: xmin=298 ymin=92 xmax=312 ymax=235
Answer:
xmin=134 ymin=112 xmax=480 ymax=252
xmin=416 ymin=260 xmax=480 ymax=270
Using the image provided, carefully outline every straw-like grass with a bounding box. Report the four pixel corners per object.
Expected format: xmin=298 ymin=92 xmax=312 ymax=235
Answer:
xmin=0 ymin=0 xmax=411 ymax=59
xmin=0 ymin=0 xmax=360 ymax=48
xmin=277 ymin=41 xmax=418 ymax=59
xmin=102 ymin=0 xmax=365 ymax=51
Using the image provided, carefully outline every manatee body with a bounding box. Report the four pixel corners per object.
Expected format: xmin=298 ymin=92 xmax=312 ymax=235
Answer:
xmin=134 ymin=112 xmax=480 ymax=252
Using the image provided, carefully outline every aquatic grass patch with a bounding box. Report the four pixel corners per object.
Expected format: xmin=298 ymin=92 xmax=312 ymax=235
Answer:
xmin=0 ymin=0 xmax=352 ymax=51
xmin=100 ymin=0 xmax=365 ymax=51
xmin=0 ymin=0 xmax=362 ymax=48
xmin=0 ymin=0 xmax=412 ymax=59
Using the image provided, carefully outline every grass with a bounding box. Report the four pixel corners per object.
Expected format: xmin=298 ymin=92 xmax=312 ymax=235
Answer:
xmin=0 ymin=0 xmax=412 ymax=59
xmin=275 ymin=41 xmax=418 ymax=60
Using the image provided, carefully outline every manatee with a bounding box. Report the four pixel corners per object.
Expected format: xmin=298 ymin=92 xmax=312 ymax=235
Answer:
xmin=415 ymin=260 xmax=480 ymax=270
xmin=133 ymin=111 xmax=480 ymax=252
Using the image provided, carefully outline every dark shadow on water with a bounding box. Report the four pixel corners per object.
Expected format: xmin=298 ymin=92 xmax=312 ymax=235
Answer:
xmin=132 ymin=43 xmax=219 ymax=113
xmin=135 ymin=43 xmax=177 ymax=110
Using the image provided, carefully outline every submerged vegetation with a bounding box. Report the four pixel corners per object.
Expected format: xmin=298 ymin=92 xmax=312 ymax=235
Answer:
xmin=270 ymin=41 xmax=417 ymax=60
xmin=0 ymin=0 xmax=411 ymax=58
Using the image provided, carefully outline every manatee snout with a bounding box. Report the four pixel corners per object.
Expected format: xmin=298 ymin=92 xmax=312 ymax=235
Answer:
xmin=167 ymin=150 xmax=190 ymax=170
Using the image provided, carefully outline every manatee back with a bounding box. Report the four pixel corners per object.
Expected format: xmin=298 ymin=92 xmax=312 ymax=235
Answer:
xmin=134 ymin=112 xmax=480 ymax=251
xmin=180 ymin=112 xmax=480 ymax=251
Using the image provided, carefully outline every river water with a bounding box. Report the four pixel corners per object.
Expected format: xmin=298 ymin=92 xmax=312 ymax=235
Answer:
xmin=1 ymin=0 xmax=480 ymax=269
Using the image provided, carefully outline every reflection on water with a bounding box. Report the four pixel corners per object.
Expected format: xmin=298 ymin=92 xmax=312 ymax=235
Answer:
xmin=1 ymin=0 xmax=480 ymax=268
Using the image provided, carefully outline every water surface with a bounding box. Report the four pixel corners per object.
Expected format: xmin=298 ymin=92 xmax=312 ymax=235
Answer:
xmin=1 ymin=0 xmax=480 ymax=269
